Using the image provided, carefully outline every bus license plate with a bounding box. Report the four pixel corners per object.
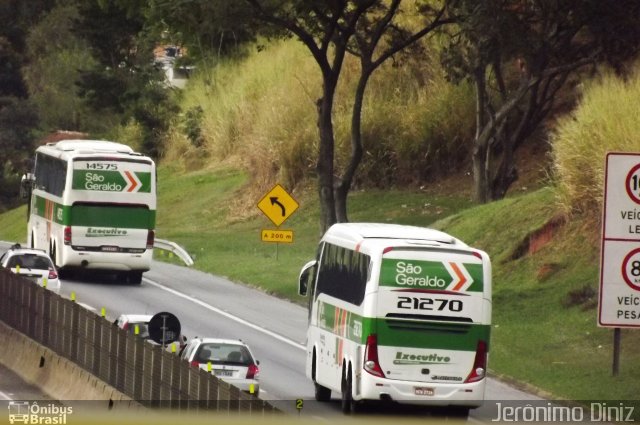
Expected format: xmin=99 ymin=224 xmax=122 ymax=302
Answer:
xmin=415 ymin=387 xmax=434 ymax=396
xmin=215 ymin=370 xmax=233 ymax=377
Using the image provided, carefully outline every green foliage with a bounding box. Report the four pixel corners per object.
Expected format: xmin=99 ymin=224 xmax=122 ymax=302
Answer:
xmin=182 ymin=106 xmax=205 ymax=148
xmin=552 ymin=67 xmax=640 ymax=216
xmin=0 ymin=36 xmax=28 ymax=98
xmin=147 ymin=0 xmax=258 ymax=60
xmin=23 ymin=3 xmax=101 ymax=133
xmin=0 ymin=96 xmax=37 ymax=209
xmin=73 ymin=0 xmax=178 ymax=158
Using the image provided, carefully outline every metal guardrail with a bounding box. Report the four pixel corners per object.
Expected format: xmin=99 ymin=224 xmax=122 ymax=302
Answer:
xmin=153 ymin=239 xmax=194 ymax=267
xmin=0 ymin=269 xmax=277 ymax=413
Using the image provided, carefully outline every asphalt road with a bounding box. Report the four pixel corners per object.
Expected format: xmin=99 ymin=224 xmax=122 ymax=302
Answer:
xmin=0 ymin=242 xmax=542 ymax=421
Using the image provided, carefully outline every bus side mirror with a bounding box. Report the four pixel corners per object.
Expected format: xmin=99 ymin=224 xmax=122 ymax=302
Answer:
xmin=298 ymin=260 xmax=317 ymax=297
xmin=20 ymin=173 xmax=34 ymax=199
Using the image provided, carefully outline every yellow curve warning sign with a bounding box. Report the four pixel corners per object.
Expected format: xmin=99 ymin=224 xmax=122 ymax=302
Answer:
xmin=257 ymin=184 xmax=299 ymax=227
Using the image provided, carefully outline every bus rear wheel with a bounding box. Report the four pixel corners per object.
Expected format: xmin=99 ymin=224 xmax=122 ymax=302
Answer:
xmin=127 ymin=271 xmax=143 ymax=285
xmin=341 ymin=367 xmax=354 ymax=414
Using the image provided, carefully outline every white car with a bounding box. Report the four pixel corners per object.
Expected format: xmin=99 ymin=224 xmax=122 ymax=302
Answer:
xmin=181 ymin=338 xmax=260 ymax=394
xmin=1 ymin=244 xmax=60 ymax=293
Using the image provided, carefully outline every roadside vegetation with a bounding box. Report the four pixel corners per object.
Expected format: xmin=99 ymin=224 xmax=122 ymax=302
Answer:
xmin=164 ymin=38 xmax=476 ymax=201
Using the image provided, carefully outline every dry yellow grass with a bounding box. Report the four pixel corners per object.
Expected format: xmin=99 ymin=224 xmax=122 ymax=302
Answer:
xmin=163 ymin=37 xmax=475 ymax=193
xmin=551 ymin=65 xmax=640 ymax=217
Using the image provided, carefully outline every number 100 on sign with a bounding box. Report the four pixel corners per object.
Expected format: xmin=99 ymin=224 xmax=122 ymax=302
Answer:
xmin=261 ymin=229 xmax=293 ymax=243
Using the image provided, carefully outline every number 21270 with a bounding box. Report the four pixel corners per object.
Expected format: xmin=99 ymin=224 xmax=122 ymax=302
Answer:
xmin=397 ymin=296 xmax=462 ymax=312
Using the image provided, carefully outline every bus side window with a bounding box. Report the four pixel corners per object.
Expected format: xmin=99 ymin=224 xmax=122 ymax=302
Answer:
xmin=34 ymin=154 xmax=66 ymax=196
xmin=316 ymin=243 xmax=370 ymax=306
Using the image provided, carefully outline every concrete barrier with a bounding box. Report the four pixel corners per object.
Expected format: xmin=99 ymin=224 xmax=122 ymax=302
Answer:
xmin=0 ymin=321 xmax=141 ymax=409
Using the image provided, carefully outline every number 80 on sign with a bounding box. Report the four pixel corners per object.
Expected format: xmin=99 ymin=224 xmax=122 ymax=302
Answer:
xmin=622 ymin=247 xmax=640 ymax=291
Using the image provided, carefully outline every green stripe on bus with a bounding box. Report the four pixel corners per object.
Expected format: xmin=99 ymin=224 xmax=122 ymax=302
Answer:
xmin=368 ymin=317 xmax=490 ymax=352
xmin=32 ymin=196 xmax=67 ymax=224
xmin=317 ymin=302 xmax=364 ymax=343
xmin=70 ymin=205 xmax=156 ymax=229
xmin=33 ymin=195 xmax=156 ymax=228
xmin=319 ymin=301 xmax=490 ymax=351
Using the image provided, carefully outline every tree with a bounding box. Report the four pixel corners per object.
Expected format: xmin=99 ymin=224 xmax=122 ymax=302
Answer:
xmin=0 ymin=96 xmax=38 ymax=208
xmin=442 ymin=0 xmax=640 ymax=203
xmin=148 ymin=0 xmax=258 ymax=60
xmin=245 ymin=0 xmax=373 ymax=232
xmin=23 ymin=2 xmax=97 ymax=132
xmin=247 ymin=0 xmax=453 ymax=230
xmin=335 ymin=1 xmax=451 ymax=222
xmin=73 ymin=0 xmax=178 ymax=157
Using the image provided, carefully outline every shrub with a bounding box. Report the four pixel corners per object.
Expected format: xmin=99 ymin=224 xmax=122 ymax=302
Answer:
xmin=551 ymin=66 xmax=640 ymax=217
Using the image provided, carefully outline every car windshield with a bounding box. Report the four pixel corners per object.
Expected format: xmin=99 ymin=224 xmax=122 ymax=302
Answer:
xmin=195 ymin=343 xmax=253 ymax=366
xmin=7 ymin=254 xmax=51 ymax=270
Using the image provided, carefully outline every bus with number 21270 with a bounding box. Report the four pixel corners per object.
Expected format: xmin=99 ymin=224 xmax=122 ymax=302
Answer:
xmin=22 ymin=139 xmax=156 ymax=284
xmin=298 ymin=223 xmax=492 ymax=416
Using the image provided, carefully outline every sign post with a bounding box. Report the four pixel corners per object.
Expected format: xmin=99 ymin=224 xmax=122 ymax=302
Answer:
xmin=599 ymin=153 xmax=640 ymax=376
xmin=257 ymin=184 xmax=299 ymax=259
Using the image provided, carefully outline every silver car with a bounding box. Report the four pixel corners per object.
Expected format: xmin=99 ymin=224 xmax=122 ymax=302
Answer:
xmin=181 ymin=338 xmax=260 ymax=394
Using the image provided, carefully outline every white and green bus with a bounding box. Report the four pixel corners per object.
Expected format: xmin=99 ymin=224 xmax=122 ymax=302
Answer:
xmin=298 ymin=223 xmax=492 ymax=415
xmin=23 ymin=140 xmax=156 ymax=283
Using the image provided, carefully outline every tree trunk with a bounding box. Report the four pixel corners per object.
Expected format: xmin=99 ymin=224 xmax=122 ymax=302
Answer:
xmin=316 ymin=80 xmax=338 ymax=234
xmin=472 ymin=67 xmax=490 ymax=203
xmin=334 ymin=71 xmax=370 ymax=223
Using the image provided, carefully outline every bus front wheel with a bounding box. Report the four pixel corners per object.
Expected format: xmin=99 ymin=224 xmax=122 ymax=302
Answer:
xmin=50 ymin=244 xmax=66 ymax=278
xmin=314 ymin=382 xmax=331 ymax=402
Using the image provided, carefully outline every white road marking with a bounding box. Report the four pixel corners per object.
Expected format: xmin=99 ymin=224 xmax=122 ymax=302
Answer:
xmin=0 ymin=390 xmax=13 ymax=400
xmin=143 ymin=277 xmax=306 ymax=351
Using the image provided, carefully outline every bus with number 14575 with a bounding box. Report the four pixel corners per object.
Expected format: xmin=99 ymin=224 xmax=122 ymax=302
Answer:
xmin=21 ymin=139 xmax=156 ymax=284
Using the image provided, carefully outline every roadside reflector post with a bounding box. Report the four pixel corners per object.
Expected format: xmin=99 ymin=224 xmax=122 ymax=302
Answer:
xmin=43 ymin=278 xmax=47 ymax=288
xmin=16 ymin=265 xmax=20 ymax=273
xmin=613 ymin=328 xmax=621 ymax=377
xmin=249 ymin=384 xmax=255 ymax=394
xmin=207 ymin=362 xmax=212 ymax=373
xmin=70 ymin=292 xmax=76 ymax=302
xmin=134 ymin=324 xmax=140 ymax=335
xmin=101 ymin=307 xmax=106 ymax=318
xmin=171 ymin=343 xmax=176 ymax=353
